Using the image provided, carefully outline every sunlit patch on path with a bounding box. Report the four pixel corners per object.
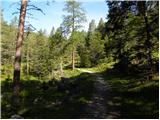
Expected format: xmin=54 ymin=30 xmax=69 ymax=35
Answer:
xmin=77 ymin=68 xmax=118 ymax=118
xmin=76 ymin=68 xmax=94 ymax=74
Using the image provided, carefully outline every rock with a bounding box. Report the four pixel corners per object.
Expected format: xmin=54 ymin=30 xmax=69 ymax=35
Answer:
xmin=11 ymin=114 xmax=24 ymax=119
xmin=33 ymin=98 xmax=39 ymax=104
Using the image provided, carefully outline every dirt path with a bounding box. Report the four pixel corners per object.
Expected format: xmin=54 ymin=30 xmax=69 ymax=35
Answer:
xmin=77 ymin=69 xmax=111 ymax=118
xmin=76 ymin=68 xmax=94 ymax=73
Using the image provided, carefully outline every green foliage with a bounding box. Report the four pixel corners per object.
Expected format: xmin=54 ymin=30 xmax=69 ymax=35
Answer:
xmin=25 ymin=30 xmax=49 ymax=78
xmin=105 ymin=1 xmax=158 ymax=75
xmin=62 ymin=0 xmax=87 ymax=34
xmin=96 ymin=18 xmax=106 ymax=39
xmin=78 ymin=19 xmax=106 ymax=67
xmin=1 ymin=2 xmax=158 ymax=119
xmin=79 ymin=47 xmax=91 ymax=67
xmin=63 ymin=69 xmax=82 ymax=79
xmin=1 ymin=72 xmax=95 ymax=118
xmin=89 ymin=32 xmax=105 ymax=65
xmin=1 ymin=16 xmax=18 ymax=80
xmin=61 ymin=0 xmax=87 ymax=69
xmin=1 ymin=17 xmax=17 ymax=65
xmin=103 ymin=72 xmax=159 ymax=118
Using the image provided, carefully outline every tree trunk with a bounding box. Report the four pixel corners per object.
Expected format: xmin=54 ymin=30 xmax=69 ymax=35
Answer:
xmin=144 ymin=12 xmax=153 ymax=80
xmin=26 ymin=28 xmax=30 ymax=78
xmin=12 ymin=0 xmax=27 ymax=109
xmin=60 ymin=57 xmax=64 ymax=77
xmin=26 ymin=42 xmax=29 ymax=77
xmin=72 ymin=47 xmax=75 ymax=70
xmin=71 ymin=7 xmax=75 ymax=70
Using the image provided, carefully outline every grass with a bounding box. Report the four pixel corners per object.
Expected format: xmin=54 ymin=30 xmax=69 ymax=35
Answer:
xmin=1 ymin=63 xmax=159 ymax=118
xmin=63 ymin=69 xmax=83 ymax=78
xmin=1 ymin=71 xmax=95 ymax=119
xmin=103 ymin=72 xmax=159 ymax=119
xmin=78 ymin=61 xmax=117 ymax=73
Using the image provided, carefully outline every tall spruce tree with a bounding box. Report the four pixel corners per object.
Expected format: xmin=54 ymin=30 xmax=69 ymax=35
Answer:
xmin=62 ymin=0 xmax=87 ymax=70
xmin=96 ymin=18 xmax=105 ymax=39
xmin=137 ymin=1 xmax=155 ymax=80
xmin=106 ymin=1 xmax=158 ymax=77
xmin=87 ymin=19 xmax=96 ymax=46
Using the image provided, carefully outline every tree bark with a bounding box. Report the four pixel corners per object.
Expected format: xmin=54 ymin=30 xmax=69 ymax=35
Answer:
xmin=138 ymin=1 xmax=153 ymax=80
xmin=144 ymin=11 xmax=153 ymax=80
xmin=60 ymin=57 xmax=64 ymax=77
xmin=12 ymin=0 xmax=27 ymax=109
xmin=72 ymin=47 xmax=75 ymax=70
xmin=26 ymin=41 xmax=29 ymax=77
xmin=26 ymin=27 xmax=30 ymax=77
xmin=71 ymin=6 xmax=75 ymax=70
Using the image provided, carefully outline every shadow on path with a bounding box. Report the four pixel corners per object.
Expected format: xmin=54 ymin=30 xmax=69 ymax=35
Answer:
xmin=1 ymin=69 xmax=159 ymax=119
xmin=2 ymin=72 xmax=95 ymax=119
xmin=77 ymin=69 xmax=111 ymax=118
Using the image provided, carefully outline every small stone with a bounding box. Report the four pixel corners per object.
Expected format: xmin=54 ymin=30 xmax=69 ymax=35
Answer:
xmin=11 ymin=114 xmax=24 ymax=119
xmin=87 ymin=101 xmax=93 ymax=104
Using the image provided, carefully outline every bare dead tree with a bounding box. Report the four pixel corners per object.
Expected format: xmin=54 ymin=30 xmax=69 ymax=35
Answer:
xmin=12 ymin=0 xmax=28 ymax=110
xmin=11 ymin=0 xmax=51 ymax=112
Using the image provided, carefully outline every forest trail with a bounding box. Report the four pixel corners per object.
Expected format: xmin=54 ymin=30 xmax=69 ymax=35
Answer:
xmin=76 ymin=68 xmax=94 ymax=73
xmin=77 ymin=68 xmax=111 ymax=118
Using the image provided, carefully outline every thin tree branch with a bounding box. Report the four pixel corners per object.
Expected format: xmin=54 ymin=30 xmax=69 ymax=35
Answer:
xmin=27 ymin=5 xmax=45 ymax=15
xmin=12 ymin=11 xmax=19 ymax=15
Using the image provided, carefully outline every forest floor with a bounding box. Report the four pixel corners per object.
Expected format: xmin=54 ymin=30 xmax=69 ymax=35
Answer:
xmin=77 ymin=68 xmax=159 ymax=119
xmin=1 ymin=68 xmax=159 ymax=119
xmin=77 ymin=68 xmax=110 ymax=118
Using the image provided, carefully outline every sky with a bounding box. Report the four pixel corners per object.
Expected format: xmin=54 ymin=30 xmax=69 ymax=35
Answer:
xmin=1 ymin=0 xmax=108 ymax=34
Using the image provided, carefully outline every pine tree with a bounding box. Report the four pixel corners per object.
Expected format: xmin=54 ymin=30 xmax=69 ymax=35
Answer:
xmin=96 ymin=18 xmax=105 ymax=39
xmin=1 ymin=14 xmax=17 ymax=79
xmin=106 ymin=1 xmax=132 ymax=72
xmin=89 ymin=32 xmax=105 ymax=66
xmin=12 ymin=0 xmax=28 ymax=109
xmin=62 ymin=0 xmax=87 ymax=70
xmin=87 ymin=19 xmax=96 ymax=46
xmin=49 ymin=26 xmax=55 ymax=37
xmin=105 ymin=1 xmax=158 ymax=76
